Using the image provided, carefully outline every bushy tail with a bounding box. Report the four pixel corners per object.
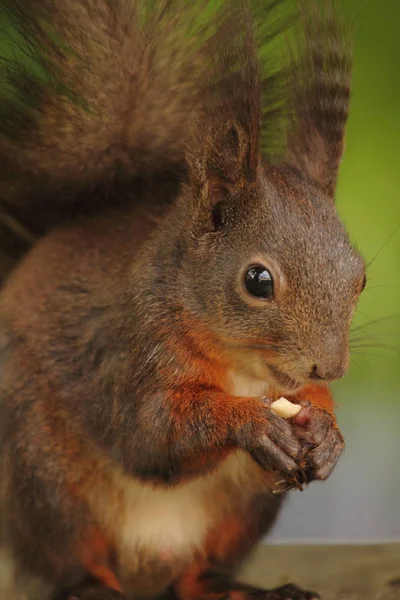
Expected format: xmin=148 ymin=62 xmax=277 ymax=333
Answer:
xmin=0 ymin=1 xmax=220 ymax=203
xmin=0 ymin=0 xmax=224 ymax=277
xmin=0 ymin=0 xmax=352 ymax=283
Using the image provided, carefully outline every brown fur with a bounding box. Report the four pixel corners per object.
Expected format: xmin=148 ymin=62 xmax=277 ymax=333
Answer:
xmin=0 ymin=1 xmax=362 ymax=599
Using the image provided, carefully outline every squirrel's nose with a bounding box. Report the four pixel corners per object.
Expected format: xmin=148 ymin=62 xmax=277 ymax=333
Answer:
xmin=309 ymin=364 xmax=324 ymax=380
xmin=309 ymin=360 xmax=347 ymax=382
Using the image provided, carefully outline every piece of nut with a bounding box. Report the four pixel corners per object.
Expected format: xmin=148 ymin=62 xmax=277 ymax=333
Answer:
xmin=270 ymin=397 xmax=302 ymax=418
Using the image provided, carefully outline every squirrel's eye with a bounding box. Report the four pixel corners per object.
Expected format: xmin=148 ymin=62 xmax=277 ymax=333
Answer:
xmin=244 ymin=265 xmax=274 ymax=300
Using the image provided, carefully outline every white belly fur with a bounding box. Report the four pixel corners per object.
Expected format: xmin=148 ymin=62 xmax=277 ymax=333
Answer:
xmin=91 ymin=371 xmax=277 ymax=589
xmin=109 ymin=451 xmax=273 ymax=558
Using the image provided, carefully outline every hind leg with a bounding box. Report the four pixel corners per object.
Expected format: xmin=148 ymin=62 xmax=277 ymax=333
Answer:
xmin=62 ymin=583 xmax=125 ymax=600
xmin=174 ymin=494 xmax=319 ymax=600
xmin=176 ymin=578 xmax=319 ymax=600
xmin=175 ymin=562 xmax=319 ymax=600
xmin=0 ymin=389 xmax=124 ymax=600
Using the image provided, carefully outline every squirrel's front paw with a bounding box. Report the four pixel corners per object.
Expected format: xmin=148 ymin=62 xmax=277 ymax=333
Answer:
xmin=294 ymin=402 xmax=345 ymax=482
xmin=236 ymin=399 xmax=305 ymax=485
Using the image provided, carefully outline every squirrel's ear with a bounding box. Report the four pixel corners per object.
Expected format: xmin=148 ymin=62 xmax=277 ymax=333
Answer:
xmin=288 ymin=3 xmax=352 ymax=199
xmin=185 ymin=119 xmax=259 ymax=210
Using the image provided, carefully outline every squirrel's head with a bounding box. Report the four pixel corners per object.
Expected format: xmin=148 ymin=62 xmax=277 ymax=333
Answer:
xmin=163 ymin=0 xmax=361 ymax=394
xmin=174 ymin=113 xmax=364 ymax=394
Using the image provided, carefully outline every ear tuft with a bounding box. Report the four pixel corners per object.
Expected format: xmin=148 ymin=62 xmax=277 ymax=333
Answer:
xmin=288 ymin=1 xmax=352 ymax=198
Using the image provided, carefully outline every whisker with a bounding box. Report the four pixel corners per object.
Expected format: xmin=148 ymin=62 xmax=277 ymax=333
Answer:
xmin=350 ymin=332 xmax=400 ymax=342
xmin=350 ymin=351 xmax=399 ymax=364
xmin=362 ymin=284 xmax=391 ymax=292
xmin=350 ymin=314 xmax=400 ymax=335
xmin=363 ymin=272 xmax=389 ymax=282
xmin=350 ymin=342 xmax=398 ymax=351
xmin=366 ymin=223 xmax=400 ymax=269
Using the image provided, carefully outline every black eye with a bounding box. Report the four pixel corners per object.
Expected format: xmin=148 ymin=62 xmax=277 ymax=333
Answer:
xmin=244 ymin=265 xmax=274 ymax=300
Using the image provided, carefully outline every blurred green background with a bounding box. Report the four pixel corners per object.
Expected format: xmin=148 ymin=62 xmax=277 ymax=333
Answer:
xmin=0 ymin=0 xmax=398 ymax=543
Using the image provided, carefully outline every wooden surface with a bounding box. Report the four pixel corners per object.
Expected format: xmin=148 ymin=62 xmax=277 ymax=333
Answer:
xmin=239 ymin=544 xmax=400 ymax=600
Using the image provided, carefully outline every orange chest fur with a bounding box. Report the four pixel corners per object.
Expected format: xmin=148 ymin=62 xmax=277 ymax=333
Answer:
xmin=288 ymin=383 xmax=335 ymax=416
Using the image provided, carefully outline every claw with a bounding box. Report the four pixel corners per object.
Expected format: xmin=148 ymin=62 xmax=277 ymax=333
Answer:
xmin=287 ymin=473 xmax=308 ymax=492
xmin=273 ymin=469 xmax=309 ymax=494
xmin=297 ymin=467 xmax=308 ymax=485
xmin=272 ymin=486 xmax=289 ymax=495
xmin=272 ymin=481 xmax=296 ymax=495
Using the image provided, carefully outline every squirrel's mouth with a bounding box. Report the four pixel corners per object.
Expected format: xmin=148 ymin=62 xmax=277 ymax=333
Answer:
xmin=268 ymin=364 xmax=303 ymax=392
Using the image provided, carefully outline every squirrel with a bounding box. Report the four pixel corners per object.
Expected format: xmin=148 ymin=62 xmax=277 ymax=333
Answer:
xmin=0 ymin=1 xmax=366 ymax=599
